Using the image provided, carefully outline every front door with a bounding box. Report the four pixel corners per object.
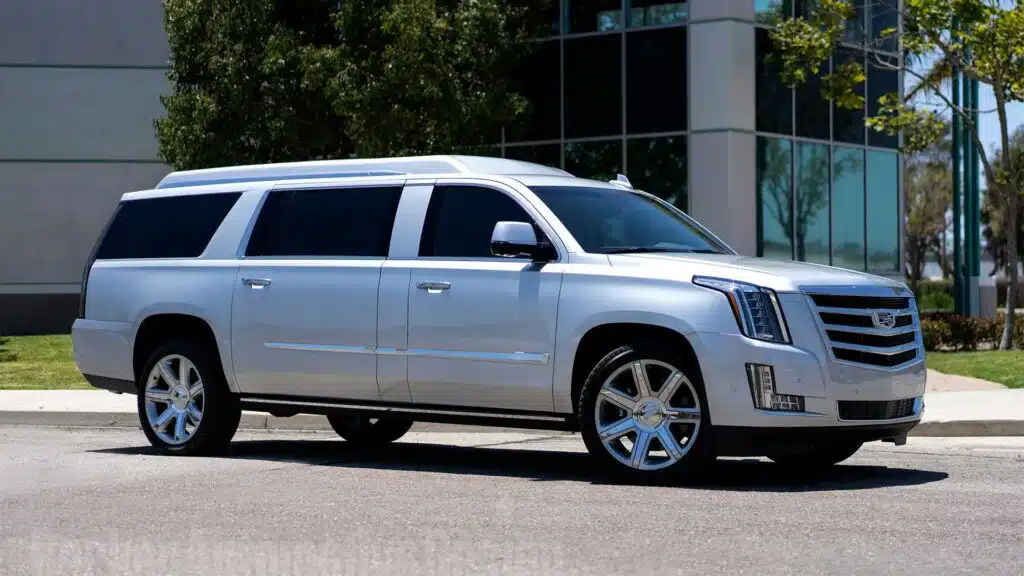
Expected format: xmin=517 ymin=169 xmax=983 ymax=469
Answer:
xmin=230 ymin=182 xmax=405 ymax=400
xmin=404 ymin=183 xmax=563 ymax=412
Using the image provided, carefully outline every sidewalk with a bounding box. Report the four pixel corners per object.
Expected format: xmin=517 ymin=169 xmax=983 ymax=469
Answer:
xmin=1 ymin=370 xmax=1021 ymax=436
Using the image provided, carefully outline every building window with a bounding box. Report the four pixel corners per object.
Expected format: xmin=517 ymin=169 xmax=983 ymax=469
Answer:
xmin=626 ymin=136 xmax=687 ymax=209
xmin=831 ymin=147 xmax=866 ymax=271
xmin=504 ymin=143 xmax=562 ymax=169
xmin=795 ymin=61 xmax=830 ymax=140
xmin=565 ymin=140 xmax=623 ymax=182
xmin=628 ymin=0 xmax=688 ymax=28
xmin=508 ymin=39 xmax=561 ymax=143
xmin=842 ymin=0 xmax=866 ymax=45
xmin=756 ymin=28 xmax=793 ymax=135
xmin=833 ymin=47 xmax=866 ymax=145
xmin=626 ymin=27 xmax=687 ymax=134
xmin=566 ymin=0 xmax=622 ymax=34
xmin=757 ymin=136 xmax=794 ymax=260
xmin=867 ymin=150 xmax=900 ymax=272
xmin=755 ymin=0 xmax=792 ymax=22
xmin=868 ymin=57 xmax=899 ymax=149
xmin=564 ymin=34 xmax=622 ymax=139
xmin=871 ymin=0 xmax=899 ymax=53
xmin=795 ymin=142 xmax=831 ymax=265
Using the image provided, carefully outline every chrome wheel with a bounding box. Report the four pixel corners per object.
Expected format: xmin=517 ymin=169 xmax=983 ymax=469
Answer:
xmin=143 ymin=354 xmax=204 ymax=446
xmin=593 ymin=359 xmax=702 ymax=471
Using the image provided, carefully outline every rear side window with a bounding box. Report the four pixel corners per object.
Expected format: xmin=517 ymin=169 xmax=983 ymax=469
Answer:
xmin=245 ymin=186 xmax=403 ymax=257
xmin=95 ymin=192 xmax=242 ymax=260
xmin=419 ymin=185 xmax=539 ymax=258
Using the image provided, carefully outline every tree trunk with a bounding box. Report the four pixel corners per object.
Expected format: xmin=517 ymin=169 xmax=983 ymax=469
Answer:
xmin=1001 ymin=183 xmax=1019 ymax=350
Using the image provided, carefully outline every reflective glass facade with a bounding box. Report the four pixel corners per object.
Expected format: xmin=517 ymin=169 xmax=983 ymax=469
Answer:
xmin=501 ymin=0 xmax=689 ymax=209
xmin=753 ymin=1 xmax=900 ymax=273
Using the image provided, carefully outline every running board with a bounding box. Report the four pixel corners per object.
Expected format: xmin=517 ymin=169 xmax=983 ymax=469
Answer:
xmin=237 ymin=395 xmax=579 ymax=432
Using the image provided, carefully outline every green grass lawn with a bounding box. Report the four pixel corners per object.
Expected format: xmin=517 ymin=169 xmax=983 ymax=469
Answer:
xmin=0 ymin=335 xmax=90 ymax=390
xmin=926 ymin=350 xmax=1024 ymax=389
xmin=2 ymin=334 xmax=1024 ymax=390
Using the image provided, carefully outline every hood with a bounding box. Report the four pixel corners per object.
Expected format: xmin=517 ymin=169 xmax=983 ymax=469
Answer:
xmin=608 ymin=253 xmax=911 ymax=295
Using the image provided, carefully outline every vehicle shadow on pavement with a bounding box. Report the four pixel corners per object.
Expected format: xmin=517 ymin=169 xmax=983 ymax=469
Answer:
xmin=93 ymin=439 xmax=948 ymax=491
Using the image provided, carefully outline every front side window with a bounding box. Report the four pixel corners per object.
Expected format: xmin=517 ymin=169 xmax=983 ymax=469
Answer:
xmin=529 ymin=185 xmax=726 ymax=255
xmin=246 ymin=186 xmax=402 ymax=257
xmin=419 ymin=185 xmax=541 ymax=258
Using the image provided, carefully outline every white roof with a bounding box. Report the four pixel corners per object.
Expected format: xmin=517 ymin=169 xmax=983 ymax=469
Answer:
xmin=155 ymin=155 xmax=573 ymax=189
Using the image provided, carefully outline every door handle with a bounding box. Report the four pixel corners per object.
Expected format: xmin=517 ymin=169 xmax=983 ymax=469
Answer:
xmin=242 ymin=277 xmax=272 ymax=289
xmin=416 ymin=281 xmax=451 ymax=293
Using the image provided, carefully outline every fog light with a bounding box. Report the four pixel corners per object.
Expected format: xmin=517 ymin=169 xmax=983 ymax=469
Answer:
xmin=746 ymin=364 xmax=805 ymax=412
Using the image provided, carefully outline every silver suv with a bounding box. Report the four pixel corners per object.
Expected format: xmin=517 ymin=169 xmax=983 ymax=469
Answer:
xmin=72 ymin=155 xmax=925 ymax=482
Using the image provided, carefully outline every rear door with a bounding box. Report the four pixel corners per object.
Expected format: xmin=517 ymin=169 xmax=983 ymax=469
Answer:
xmin=230 ymin=181 xmax=404 ymax=400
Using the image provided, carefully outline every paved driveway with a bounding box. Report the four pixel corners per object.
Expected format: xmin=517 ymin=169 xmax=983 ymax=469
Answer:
xmin=1 ymin=428 xmax=1022 ymax=575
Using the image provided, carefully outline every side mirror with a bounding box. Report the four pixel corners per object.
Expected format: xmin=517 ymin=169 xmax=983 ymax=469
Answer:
xmin=490 ymin=221 xmax=553 ymax=261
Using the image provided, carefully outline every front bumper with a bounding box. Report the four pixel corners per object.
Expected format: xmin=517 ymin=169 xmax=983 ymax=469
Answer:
xmin=688 ymin=331 xmax=926 ymax=430
xmin=712 ymin=421 xmax=918 ymax=457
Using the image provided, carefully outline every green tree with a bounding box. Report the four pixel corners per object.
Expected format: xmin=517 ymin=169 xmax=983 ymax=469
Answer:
xmin=156 ymin=0 xmax=549 ymax=167
xmin=905 ymin=122 xmax=953 ymax=289
xmin=981 ymin=125 xmax=1024 ymax=289
xmin=306 ymin=0 xmax=544 ymax=157
xmin=768 ymin=0 xmax=1024 ymax=349
xmin=156 ymin=0 xmax=352 ymax=169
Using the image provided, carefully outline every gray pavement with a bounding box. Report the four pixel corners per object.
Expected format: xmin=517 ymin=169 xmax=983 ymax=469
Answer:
xmin=1 ymin=427 xmax=1022 ymax=575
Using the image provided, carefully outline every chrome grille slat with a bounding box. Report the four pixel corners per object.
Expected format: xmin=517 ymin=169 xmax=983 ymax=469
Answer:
xmin=821 ymin=323 xmax=918 ymax=337
xmin=808 ymin=292 xmax=923 ymax=370
xmin=828 ymin=340 xmax=919 ymax=355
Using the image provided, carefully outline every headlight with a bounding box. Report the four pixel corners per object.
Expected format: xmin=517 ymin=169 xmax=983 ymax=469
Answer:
xmin=692 ymin=276 xmax=791 ymax=344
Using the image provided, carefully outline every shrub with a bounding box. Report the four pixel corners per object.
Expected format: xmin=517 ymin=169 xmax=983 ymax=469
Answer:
xmin=918 ymin=290 xmax=954 ymax=311
xmin=920 ymin=319 xmax=948 ymax=351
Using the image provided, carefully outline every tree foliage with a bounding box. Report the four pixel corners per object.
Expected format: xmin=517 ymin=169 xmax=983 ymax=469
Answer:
xmin=768 ymin=0 xmax=1024 ymax=349
xmin=982 ymin=125 xmax=1024 ymax=279
xmin=156 ymin=0 xmax=547 ymax=168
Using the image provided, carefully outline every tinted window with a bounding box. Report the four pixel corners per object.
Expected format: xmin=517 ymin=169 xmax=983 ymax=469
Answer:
xmin=628 ymin=1 xmax=687 ymax=28
xmin=756 ymin=136 xmax=794 ymax=260
xmin=95 ymin=192 xmax=241 ymax=260
xmin=246 ymin=187 xmax=402 ymax=257
xmin=832 ymin=147 xmax=866 ymax=270
xmin=795 ymin=61 xmax=830 ymax=140
xmin=756 ymin=28 xmax=793 ymax=135
xmin=833 ymin=47 xmax=866 ymax=145
xmin=565 ymin=140 xmax=623 ymax=183
xmin=507 ymin=39 xmax=560 ymax=142
xmin=567 ymin=0 xmax=623 ymax=33
xmin=868 ymin=58 xmax=899 ymax=148
xmin=866 ymin=150 xmax=899 ymax=272
xmin=626 ymin=136 xmax=687 ymax=209
xmin=795 ymin=142 xmax=831 ymax=265
xmin=627 ymin=27 xmax=687 ymax=134
xmin=419 ymin=185 xmax=538 ymax=258
xmin=504 ymin=143 xmax=562 ymax=169
xmin=565 ymin=34 xmax=622 ymax=139
xmin=530 ymin=186 xmax=725 ymax=255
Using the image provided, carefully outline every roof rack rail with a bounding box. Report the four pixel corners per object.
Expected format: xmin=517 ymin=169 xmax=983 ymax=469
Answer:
xmin=155 ymin=155 xmax=573 ymax=190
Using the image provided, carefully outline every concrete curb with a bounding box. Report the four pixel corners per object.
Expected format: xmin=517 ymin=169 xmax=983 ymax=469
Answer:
xmin=2 ymin=411 xmax=1023 ymax=437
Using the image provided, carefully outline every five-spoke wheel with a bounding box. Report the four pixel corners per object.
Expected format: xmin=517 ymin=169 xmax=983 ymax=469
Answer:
xmin=579 ymin=341 xmax=711 ymax=483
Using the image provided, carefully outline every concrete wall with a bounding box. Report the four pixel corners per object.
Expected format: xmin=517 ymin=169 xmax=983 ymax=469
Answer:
xmin=0 ymin=0 xmax=171 ymax=334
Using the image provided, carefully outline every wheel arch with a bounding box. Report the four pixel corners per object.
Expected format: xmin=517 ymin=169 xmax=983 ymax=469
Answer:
xmin=132 ymin=313 xmax=232 ymax=392
xmin=565 ymin=320 xmax=705 ymax=419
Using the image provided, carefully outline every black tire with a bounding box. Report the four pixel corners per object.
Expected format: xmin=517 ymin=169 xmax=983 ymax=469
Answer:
xmin=578 ymin=341 xmax=712 ymax=485
xmin=326 ymin=414 xmax=414 ymax=445
xmin=768 ymin=441 xmax=863 ymax=469
xmin=137 ymin=339 xmax=241 ymax=456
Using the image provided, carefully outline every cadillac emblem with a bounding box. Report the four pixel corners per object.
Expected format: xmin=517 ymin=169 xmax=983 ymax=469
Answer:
xmin=872 ymin=311 xmax=897 ymax=329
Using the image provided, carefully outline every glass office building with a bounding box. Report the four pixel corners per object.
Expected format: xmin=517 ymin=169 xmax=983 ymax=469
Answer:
xmin=0 ymin=0 xmax=902 ymax=334
xmin=495 ymin=0 xmax=902 ymax=275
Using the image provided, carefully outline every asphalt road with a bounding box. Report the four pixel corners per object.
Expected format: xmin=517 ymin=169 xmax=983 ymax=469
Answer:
xmin=0 ymin=427 xmax=1022 ymax=575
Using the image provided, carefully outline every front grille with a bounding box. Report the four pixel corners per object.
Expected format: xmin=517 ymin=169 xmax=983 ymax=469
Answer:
xmin=838 ymin=398 xmax=918 ymax=420
xmin=810 ymin=293 xmax=921 ymax=369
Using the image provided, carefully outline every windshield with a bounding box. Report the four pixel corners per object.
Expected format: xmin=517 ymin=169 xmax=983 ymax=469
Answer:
xmin=529 ymin=185 xmax=729 ymax=255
